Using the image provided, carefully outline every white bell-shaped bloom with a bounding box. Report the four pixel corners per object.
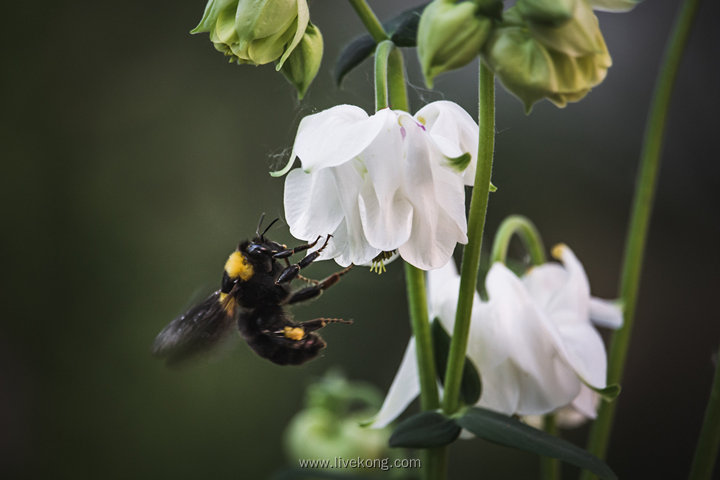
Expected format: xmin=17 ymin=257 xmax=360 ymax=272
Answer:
xmin=279 ymin=101 xmax=479 ymax=270
xmin=370 ymin=244 xmax=622 ymax=428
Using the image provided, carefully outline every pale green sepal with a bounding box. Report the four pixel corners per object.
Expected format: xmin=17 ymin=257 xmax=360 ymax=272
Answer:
xmin=191 ymin=0 xmax=235 ymax=34
xmin=529 ymin=0 xmax=605 ymax=56
xmin=269 ymin=155 xmax=297 ymax=177
xmin=418 ymin=0 xmax=493 ymax=88
xmin=279 ymin=23 xmax=323 ymax=99
xmin=517 ymin=0 xmax=577 ymax=27
xmin=446 ymin=152 xmax=472 ymax=172
xmin=277 ymin=0 xmax=310 ymax=68
xmin=489 ymin=182 xmax=497 ymax=192
xmin=590 ymin=0 xmax=641 ymax=12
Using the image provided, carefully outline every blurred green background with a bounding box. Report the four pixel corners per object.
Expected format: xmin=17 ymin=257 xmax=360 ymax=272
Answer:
xmin=1 ymin=0 xmax=719 ymax=478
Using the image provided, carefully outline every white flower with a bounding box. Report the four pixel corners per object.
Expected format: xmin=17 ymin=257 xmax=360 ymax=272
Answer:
xmin=370 ymin=244 xmax=622 ymax=428
xmin=277 ymin=101 xmax=479 ymax=270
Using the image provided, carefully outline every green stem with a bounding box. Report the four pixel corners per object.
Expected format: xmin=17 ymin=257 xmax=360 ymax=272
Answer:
xmin=581 ymin=0 xmax=701 ymax=476
xmin=490 ymin=215 xmax=546 ymax=266
xmin=347 ymin=0 xmax=389 ymax=43
xmin=443 ymin=62 xmax=495 ymax=415
xmin=374 ymin=40 xmax=393 ymax=110
xmin=404 ymin=264 xmax=440 ymax=410
xmin=688 ymin=347 xmax=720 ymax=480
xmin=374 ymin=29 xmax=445 ymax=480
xmin=541 ymin=415 xmax=561 ymax=480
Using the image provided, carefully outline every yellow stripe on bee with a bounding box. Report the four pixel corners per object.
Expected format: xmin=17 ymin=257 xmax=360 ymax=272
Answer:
xmin=218 ymin=292 xmax=236 ymax=314
xmin=283 ymin=326 xmax=305 ymax=341
xmin=224 ymin=251 xmax=254 ymax=281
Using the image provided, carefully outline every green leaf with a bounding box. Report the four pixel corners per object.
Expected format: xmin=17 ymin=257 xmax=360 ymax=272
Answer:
xmin=457 ymin=407 xmax=617 ymax=479
xmin=431 ymin=319 xmax=482 ymax=405
xmin=334 ymin=3 xmax=428 ymax=86
xmin=333 ymin=36 xmax=376 ymax=87
xmin=489 ymin=182 xmax=498 ymax=192
xmin=389 ymin=411 xmax=461 ymax=448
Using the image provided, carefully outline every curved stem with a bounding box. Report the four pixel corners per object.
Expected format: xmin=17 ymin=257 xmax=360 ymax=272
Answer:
xmin=443 ymin=62 xmax=496 ymax=415
xmin=688 ymin=346 xmax=720 ymax=480
xmin=374 ymin=40 xmax=393 ymax=110
xmin=581 ymin=0 xmax=701 ymax=476
xmin=490 ymin=215 xmax=547 ymax=266
xmin=347 ymin=0 xmax=389 ymax=43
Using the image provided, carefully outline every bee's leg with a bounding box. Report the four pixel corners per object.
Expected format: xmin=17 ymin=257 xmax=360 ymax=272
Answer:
xmin=277 ymin=318 xmax=353 ymax=341
xmin=272 ymin=236 xmax=322 ymax=260
xmin=284 ymin=266 xmax=353 ymax=305
xmin=275 ymin=236 xmax=332 ymax=285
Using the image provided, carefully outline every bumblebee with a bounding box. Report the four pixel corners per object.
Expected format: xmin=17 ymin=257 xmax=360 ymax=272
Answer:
xmin=153 ymin=216 xmax=352 ymax=366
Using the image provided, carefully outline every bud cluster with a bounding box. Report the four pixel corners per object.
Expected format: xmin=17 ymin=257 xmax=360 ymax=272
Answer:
xmin=418 ymin=0 xmax=638 ymax=110
xmin=192 ymin=0 xmax=322 ymax=98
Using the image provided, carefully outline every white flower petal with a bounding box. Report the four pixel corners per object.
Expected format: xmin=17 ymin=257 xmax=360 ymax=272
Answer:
xmin=284 ymin=168 xmax=344 ymax=241
xmin=570 ymin=384 xmax=599 ymax=420
xmin=369 ymin=338 xmax=420 ymax=429
xmin=522 ymin=264 xmax=567 ymax=309
xmin=544 ymin=244 xmax=592 ymax=326
xmin=427 ymin=259 xmax=461 ymax=324
xmin=589 ymin=297 xmax=624 ymax=329
xmin=415 ymin=101 xmax=479 ymax=185
xmin=293 ymin=105 xmax=385 ymax=172
xmin=555 ymin=323 xmax=608 ymax=389
xmin=484 ymin=263 xmax=581 ymax=415
xmin=358 ymin=185 xmax=413 ymax=251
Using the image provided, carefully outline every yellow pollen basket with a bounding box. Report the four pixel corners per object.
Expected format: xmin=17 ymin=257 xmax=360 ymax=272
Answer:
xmin=225 ymin=251 xmax=254 ymax=281
xmin=283 ymin=326 xmax=305 ymax=341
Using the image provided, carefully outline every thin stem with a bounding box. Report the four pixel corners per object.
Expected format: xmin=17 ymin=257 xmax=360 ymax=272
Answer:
xmin=404 ymin=264 xmax=440 ymax=410
xmin=541 ymin=415 xmax=561 ymax=480
xmin=374 ymin=40 xmax=393 ymax=110
xmin=688 ymin=347 xmax=720 ymax=480
xmin=380 ymin=35 xmax=444 ymax=480
xmin=347 ymin=0 xmax=389 ymax=43
xmin=443 ymin=61 xmax=495 ymax=415
xmin=581 ymin=0 xmax=701 ymax=476
xmin=388 ymin=48 xmax=408 ymax=111
xmin=490 ymin=215 xmax=547 ymax=266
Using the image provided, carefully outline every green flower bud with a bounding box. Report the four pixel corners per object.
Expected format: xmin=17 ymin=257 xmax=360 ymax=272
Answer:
xmin=525 ymin=0 xmax=605 ymax=57
xmin=484 ymin=22 xmax=611 ymax=112
xmin=191 ymin=0 xmax=310 ymax=68
xmin=285 ymin=408 xmax=391 ymax=462
xmin=280 ymin=23 xmax=323 ymax=99
xmin=516 ymin=0 xmax=577 ymax=26
xmin=283 ymin=372 xmax=399 ymax=467
xmin=417 ymin=0 xmax=496 ymax=87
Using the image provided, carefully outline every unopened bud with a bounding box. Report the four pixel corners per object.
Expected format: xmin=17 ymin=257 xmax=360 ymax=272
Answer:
xmin=280 ymin=23 xmax=323 ymax=99
xmin=418 ymin=0 xmax=496 ymax=87
xmin=192 ymin=0 xmax=311 ymax=67
xmin=484 ymin=23 xmax=611 ymax=112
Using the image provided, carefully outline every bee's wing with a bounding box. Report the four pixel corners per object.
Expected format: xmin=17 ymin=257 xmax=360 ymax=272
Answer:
xmin=152 ymin=291 xmax=237 ymax=365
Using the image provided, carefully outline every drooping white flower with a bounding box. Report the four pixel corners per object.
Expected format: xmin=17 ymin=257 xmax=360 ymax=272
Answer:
xmin=277 ymin=101 xmax=479 ymax=270
xmin=370 ymin=244 xmax=622 ymax=428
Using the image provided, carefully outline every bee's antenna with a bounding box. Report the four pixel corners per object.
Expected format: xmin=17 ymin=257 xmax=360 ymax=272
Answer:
xmin=256 ymin=213 xmax=266 ymax=238
xmin=260 ymin=218 xmax=280 ymax=239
